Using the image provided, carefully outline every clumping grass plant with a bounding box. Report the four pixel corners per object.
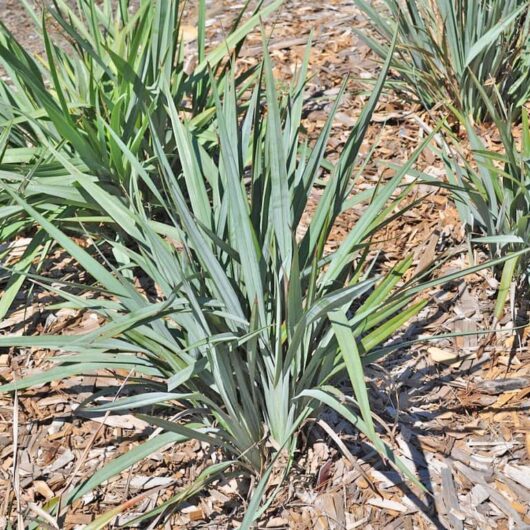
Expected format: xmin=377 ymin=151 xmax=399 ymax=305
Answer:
xmin=354 ymin=0 xmax=530 ymax=122
xmin=441 ymin=97 xmax=530 ymax=319
xmin=2 ymin=39 xmax=524 ymax=525
xmin=0 ymin=0 xmax=279 ymax=321
xmin=0 ymin=37 xmax=431 ymax=525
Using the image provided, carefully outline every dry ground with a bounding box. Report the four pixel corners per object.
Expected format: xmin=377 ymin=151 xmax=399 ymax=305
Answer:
xmin=0 ymin=1 xmax=529 ymax=529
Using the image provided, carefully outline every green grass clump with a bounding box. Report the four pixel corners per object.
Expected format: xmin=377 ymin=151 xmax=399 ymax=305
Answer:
xmin=442 ymin=102 xmax=530 ymax=318
xmin=354 ymin=0 xmax=530 ymax=122
xmin=0 ymin=0 xmax=278 ymax=320
xmin=0 ymin=32 xmax=433 ymax=523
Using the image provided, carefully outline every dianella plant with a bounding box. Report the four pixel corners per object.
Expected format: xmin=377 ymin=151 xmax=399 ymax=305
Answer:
xmin=442 ymin=97 xmax=530 ymax=319
xmin=0 ymin=32 xmax=441 ymax=524
xmin=354 ymin=0 xmax=530 ymax=122
xmin=0 ymin=0 xmax=279 ymax=320
xmin=0 ymin=0 xmax=277 ymax=176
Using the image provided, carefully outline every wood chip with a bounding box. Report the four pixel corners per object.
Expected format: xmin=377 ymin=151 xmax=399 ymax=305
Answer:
xmin=470 ymin=484 xmax=489 ymax=506
xmin=503 ymin=464 xmax=530 ymax=490
xmin=440 ymin=463 xmax=464 ymax=530
xmin=428 ymin=347 xmax=470 ymax=364
xmin=476 ymin=377 xmax=530 ymax=395
xmin=129 ymin=476 xmax=175 ymax=491
xmin=33 ymin=480 xmax=55 ymax=501
xmin=366 ymin=498 xmax=408 ymax=513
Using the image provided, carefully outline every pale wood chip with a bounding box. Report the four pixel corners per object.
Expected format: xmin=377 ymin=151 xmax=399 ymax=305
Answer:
xmin=366 ymin=498 xmax=408 ymax=513
xmin=440 ymin=462 xmax=464 ymax=530
xmin=503 ymin=464 xmax=530 ymax=490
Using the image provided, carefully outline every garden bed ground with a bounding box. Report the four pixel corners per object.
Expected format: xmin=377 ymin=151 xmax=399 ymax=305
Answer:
xmin=0 ymin=1 xmax=529 ymax=529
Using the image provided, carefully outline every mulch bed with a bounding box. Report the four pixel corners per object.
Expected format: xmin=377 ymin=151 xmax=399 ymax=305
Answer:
xmin=1 ymin=1 xmax=529 ymax=528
